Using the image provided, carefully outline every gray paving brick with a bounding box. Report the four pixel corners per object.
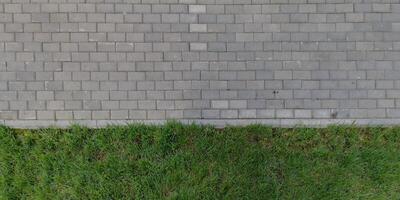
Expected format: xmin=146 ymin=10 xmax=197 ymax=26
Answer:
xmin=1 ymin=1 xmax=400 ymax=127
xmin=37 ymin=111 xmax=55 ymax=120
xmin=190 ymin=43 xmax=207 ymax=51
xmin=189 ymin=5 xmax=206 ymax=13
xmin=111 ymin=110 xmax=129 ymax=120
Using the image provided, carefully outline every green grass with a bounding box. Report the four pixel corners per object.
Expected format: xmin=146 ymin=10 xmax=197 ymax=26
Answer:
xmin=1 ymin=122 xmax=400 ymax=199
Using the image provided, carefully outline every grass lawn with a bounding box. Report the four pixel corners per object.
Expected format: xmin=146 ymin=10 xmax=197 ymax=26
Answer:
xmin=1 ymin=122 xmax=400 ymax=199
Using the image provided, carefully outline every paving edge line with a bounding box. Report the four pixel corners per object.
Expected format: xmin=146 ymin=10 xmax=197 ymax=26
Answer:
xmin=2 ymin=119 xmax=400 ymax=128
